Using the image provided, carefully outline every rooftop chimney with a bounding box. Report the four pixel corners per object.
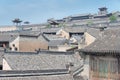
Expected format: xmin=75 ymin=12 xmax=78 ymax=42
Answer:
xmin=66 ymin=62 xmax=74 ymax=73
xmin=99 ymin=27 xmax=107 ymax=38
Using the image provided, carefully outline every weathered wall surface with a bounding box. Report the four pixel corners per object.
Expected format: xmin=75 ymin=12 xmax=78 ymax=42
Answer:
xmin=85 ymin=32 xmax=96 ymax=46
xmin=0 ymin=26 xmax=17 ymax=32
xmin=10 ymin=36 xmax=20 ymax=51
xmin=3 ymin=59 xmax=12 ymax=70
xmin=19 ymin=36 xmax=48 ymax=52
xmin=56 ymin=29 xmax=69 ymax=39
xmin=80 ymin=55 xmax=90 ymax=80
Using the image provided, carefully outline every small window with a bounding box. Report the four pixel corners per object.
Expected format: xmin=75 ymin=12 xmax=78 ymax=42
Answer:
xmin=69 ymin=62 xmax=74 ymax=67
xmin=13 ymin=44 xmax=15 ymax=47
xmin=15 ymin=47 xmax=17 ymax=51
xmin=0 ymin=65 xmax=2 ymax=70
xmin=9 ymin=47 xmax=12 ymax=50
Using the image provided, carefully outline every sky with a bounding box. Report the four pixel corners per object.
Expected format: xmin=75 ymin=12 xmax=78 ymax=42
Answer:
xmin=0 ymin=0 xmax=120 ymax=25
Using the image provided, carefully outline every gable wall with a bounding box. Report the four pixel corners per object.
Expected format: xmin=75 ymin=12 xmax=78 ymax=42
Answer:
xmin=3 ymin=59 xmax=12 ymax=70
xmin=19 ymin=36 xmax=48 ymax=52
xmin=85 ymin=32 xmax=96 ymax=46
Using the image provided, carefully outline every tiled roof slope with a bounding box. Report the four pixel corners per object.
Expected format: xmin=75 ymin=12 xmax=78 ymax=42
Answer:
xmin=80 ymin=27 xmax=120 ymax=54
xmin=63 ymin=27 xmax=86 ymax=33
xmin=19 ymin=31 xmax=41 ymax=37
xmin=0 ymin=70 xmax=73 ymax=80
xmin=48 ymin=39 xmax=68 ymax=47
xmin=85 ymin=28 xmax=101 ymax=39
xmin=0 ymin=47 xmax=4 ymax=65
xmin=4 ymin=51 xmax=81 ymax=70
xmin=43 ymin=34 xmax=65 ymax=41
xmin=0 ymin=33 xmax=18 ymax=42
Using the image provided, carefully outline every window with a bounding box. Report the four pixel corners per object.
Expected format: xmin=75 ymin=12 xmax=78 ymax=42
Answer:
xmin=9 ymin=47 xmax=12 ymax=50
xmin=69 ymin=62 xmax=74 ymax=67
xmin=90 ymin=56 xmax=119 ymax=79
xmin=0 ymin=65 xmax=2 ymax=70
xmin=15 ymin=47 xmax=17 ymax=51
xmin=12 ymin=44 xmax=15 ymax=47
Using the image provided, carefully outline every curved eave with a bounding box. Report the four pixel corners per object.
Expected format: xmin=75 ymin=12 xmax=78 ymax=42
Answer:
xmin=79 ymin=49 xmax=120 ymax=56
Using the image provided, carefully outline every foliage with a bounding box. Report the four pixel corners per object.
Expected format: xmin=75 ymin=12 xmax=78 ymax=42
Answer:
xmin=46 ymin=24 xmax=51 ymax=28
xmin=72 ymin=24 xmax=77 ymax=27
xmin=58 ymin=23 xmax=63 ymax=27
xmin=87 ymin=20 xmax=93 ymax=26
xmin=58 ymin=23 xmax=66 ymax=27
xmin=109 ymin=15 xmax=117 ymax=22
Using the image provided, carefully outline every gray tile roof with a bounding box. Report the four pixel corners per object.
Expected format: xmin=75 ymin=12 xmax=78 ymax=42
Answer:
xmin=79 ymin=28 xmax=120 ymax=54
xmin=48 ymin=39 xmax=68 ymax=47
xmin=43 ymin=34 xmax=66 ymax=41
xmin=69 ymin=13 xmax=91 ymax=18
xmin=41 ymin=27 xmax=61 ymax=33
xmin=0 ymin=47 xmax=4 ymax=65
xmin=63 ymin=27 xmax=86 ymax=33
xmin=0 ymin=70 xmax=73 ymax=80
xmin=5 ymin=30 xmax=41 ymax=37
xmin=74 ymin=76 xmax=86 ymax=80
xmin=0 ymin=33 xmax=18 ymax=42
xmin=21 ymin=23 xmax=47 ymax=28
xmin=85 ymin=27 xmax=101 ymax=39
xmin=70 ymin=35 xmax=83 ymax=43
xmin=19 ymin=31 xmax=41 ymax=37
xmin=4 ymin=51 xmax=81 ymax=70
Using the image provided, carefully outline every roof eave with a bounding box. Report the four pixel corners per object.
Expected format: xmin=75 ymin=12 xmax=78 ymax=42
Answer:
xmin=78 ymin=49 xmax=120 ymax=56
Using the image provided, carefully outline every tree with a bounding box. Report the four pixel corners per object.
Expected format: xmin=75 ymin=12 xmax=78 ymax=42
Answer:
xmin=87 ymin=20 xmax=93 ymax=26
xmin=72 ymin=24 xmax=77 ymax=27
xmin=46 ymin=24 xmax=51 ymax=28
xmin=12 ymin=18 xmax=22 ymax=26
xmin=56 ymin=23 xmax=66 ymax=27
xmin=109 ymin=14 xmax=117 ymax=23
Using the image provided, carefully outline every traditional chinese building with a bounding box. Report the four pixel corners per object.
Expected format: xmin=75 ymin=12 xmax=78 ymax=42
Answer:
xmin=78 ymin=28 xmax=120 ymax=80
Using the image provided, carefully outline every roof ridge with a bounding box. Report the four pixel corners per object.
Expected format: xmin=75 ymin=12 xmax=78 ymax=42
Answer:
xmin=5 ymin=51 xmax=38 ymax=55
xmin=0 ymin=69 xmax=69 ymax=77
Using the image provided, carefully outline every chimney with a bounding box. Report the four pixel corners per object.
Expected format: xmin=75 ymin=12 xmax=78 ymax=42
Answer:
xmin=99 ymin=26 xmax=107 ymax=31
xmin=99 ymin=27 xmax=107 ymax=38
xmin=66 ymin=62 xmax=74 ymax=73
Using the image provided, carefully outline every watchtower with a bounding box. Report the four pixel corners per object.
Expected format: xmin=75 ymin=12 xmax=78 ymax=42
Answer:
xmin=98 ymin=7 xmax=108 ymax=15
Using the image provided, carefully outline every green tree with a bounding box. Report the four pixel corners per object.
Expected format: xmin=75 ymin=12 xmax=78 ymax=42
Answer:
xmin=109 ymin=15 xmax=117 ymax=22
xmin=58 ymin=23 xmax=66 ymax=27
xmin=72 ymin=24 xmax=77 ymax=27
xmin=46 ymin=24 xmax=51 ymax=28
xmin=58 ymin=23 xmax=63 ymax=27
xmin=87 ymin=20 xmax=93 ymax=26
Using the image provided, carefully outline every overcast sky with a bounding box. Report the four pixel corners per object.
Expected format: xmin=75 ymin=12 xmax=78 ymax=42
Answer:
xmin=0 ymin=0 xmax=120 ymax=25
